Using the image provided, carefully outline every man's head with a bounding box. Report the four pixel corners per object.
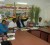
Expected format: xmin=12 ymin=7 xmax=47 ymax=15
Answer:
xmin=2 ymin=20 xmax=6 ymax=25
xmin=39 ymin=17 xmax=42 ymax=22
xmin=12 ymin=18 xmax=16 ymax=23
xmin=18 ymin=16 xmax=21 ymax=20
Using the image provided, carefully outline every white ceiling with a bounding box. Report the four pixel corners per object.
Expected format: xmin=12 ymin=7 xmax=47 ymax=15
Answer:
xmin=0 ymin=0 xmax=50 ymax=6
xmin=4 ymin=0 xmax=33 ymax=5
xmin=0 ymin=0 xmax=50 ymax=5
xmin=0 ymin=0 xmax=50 ymax=21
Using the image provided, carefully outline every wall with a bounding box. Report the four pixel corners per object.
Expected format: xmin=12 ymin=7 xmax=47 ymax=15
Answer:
xmin=4 ymin=0 xmax=50 ymax=21
xmin=32 ymin=0 xmax=50 ymax=21
xmin=0 ymin=0 xmax=50 ymax=22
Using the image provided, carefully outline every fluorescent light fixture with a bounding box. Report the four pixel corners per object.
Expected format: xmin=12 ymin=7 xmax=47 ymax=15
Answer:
xmin=0 ymin=0 xmax=5 ymax=1
xmin=17 ymin=2 xmax=27 ymax=5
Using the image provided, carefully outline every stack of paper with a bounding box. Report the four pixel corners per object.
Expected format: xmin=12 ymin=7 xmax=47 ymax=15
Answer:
xmin=21 ymin=28 xmax=29 ymax=31
xmin=29 ymin=27 xmax=39 ymax=30
xmin=7 ymin=33 xmax=15 ymax=41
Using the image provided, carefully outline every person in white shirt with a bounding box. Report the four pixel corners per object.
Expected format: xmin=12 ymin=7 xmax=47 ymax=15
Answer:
xmin=37 ymin=17 xmax=45 ymax=27
xmin=24 ymin=17 xmax=30 ymax=26
xmin=8 ymin=18 xmax=17 ymax=29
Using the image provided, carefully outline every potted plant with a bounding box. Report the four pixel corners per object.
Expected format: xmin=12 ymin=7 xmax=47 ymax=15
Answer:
xmin=29 ymin=5 xmax=34 ymax=22
xmin=28 ymin=5 xmax=40 ymax=27
xmin=28 ymin=5 xmax=35 ymax=27
xmin=35 ymin=7 xmax=40 ymax=25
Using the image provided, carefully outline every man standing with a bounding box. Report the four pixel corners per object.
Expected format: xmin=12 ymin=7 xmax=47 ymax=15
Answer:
xmin=16 ymin=16 xmax=28 ymax=28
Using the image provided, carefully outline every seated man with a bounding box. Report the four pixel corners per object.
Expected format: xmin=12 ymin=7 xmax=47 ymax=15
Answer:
xmin=8 ymin=18 xmax=17 ymax=30
xmin=36 ymin=17 xmax=45 ymax=27
xmin=0 ymin=20 xmax=8 ymax=35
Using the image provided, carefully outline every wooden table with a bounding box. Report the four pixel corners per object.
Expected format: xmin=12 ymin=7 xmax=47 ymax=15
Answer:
xmin=40 ymin=28 xmax=50 ymax=43
xmin=11 ymin=30 xmax=50 ymax=45
xmin=28 ymin=28 xmax=50 ymax=43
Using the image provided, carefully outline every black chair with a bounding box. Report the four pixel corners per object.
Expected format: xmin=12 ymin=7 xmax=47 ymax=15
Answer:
xmin=1 ymin=41 xmax=12 ymax=45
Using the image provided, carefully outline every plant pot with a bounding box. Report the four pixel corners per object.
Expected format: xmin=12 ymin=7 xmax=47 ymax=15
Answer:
xmin=27 ymin=21 xmax=34 ymax=27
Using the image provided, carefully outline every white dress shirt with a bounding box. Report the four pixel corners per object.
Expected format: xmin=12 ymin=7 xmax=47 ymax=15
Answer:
xmin=24 ymin=18 xmax=30 ymax=26
xmin=37 ymin=20 xmax=46 ymax=26
xmin=8 ymin=21 xmax=17 ymax=28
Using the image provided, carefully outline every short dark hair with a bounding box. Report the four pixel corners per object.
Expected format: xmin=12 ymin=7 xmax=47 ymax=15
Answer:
xmin=12 ymin=18 xmax=16 ymax=22
xmin=2 ymin=20 xmax=6 ymax=23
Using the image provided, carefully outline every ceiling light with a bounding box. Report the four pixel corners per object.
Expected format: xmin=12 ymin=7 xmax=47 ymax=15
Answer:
xmin=16 ymin=2 xmax=27 ymax=5
xmin=0 ymin=0 xmax=5 ymax=1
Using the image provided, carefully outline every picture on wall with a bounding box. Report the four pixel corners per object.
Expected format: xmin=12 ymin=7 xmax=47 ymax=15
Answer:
xmin=5 ymin=11 xmax=11 ymax=17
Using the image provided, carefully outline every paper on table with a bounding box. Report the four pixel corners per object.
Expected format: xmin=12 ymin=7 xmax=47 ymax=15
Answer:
xmin=7 ymin=37 xmax=15 ymax=41
xmin=29 ymin=27 xmax=39 ymax=30
xmin=21 ymin=28 xmax=29 ymax=31
xmin=7 ymin=33 xmax=15 ymax=41
xmin=0 ymin=43 xmax=1 ymax=45
xmin=7 ymin=33 xmax=15 ymax=35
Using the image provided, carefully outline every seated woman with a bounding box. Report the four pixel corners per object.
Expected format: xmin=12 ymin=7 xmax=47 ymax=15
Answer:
xmin=0 ymin=20 xmax=8 ymax=35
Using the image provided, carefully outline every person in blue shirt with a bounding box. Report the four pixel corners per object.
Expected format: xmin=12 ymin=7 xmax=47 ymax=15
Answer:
xmin=0 ymin=20 xmax=8 ymax=35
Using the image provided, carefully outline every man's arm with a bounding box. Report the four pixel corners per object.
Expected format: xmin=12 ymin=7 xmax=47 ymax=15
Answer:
xmin=21 ymin=18 xmax=28 ymax=21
